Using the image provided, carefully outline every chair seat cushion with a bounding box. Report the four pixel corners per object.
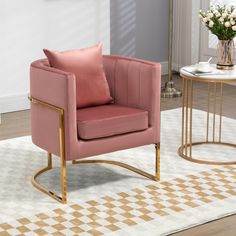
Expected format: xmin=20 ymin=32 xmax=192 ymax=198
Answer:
xmin=77 ymin=105 xmax=148 ymax=140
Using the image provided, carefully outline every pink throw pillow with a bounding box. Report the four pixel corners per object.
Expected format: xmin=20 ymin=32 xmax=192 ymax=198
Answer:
xmin=43 ymin=43 xmax=113 ymax=108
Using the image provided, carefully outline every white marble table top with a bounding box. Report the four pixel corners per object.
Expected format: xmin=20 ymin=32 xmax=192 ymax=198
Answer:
xmin=180 ymin=64 xmax=236 ymax=82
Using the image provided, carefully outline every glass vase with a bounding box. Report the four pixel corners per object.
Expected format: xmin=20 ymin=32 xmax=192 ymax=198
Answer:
xmin=217 ymin=40 xmax=235 ymax=70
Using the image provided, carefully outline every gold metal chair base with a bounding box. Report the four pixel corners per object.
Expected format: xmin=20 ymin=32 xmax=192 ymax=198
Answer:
xmin=31 ymin=153 xmax=67 ymax=204
xmin=72 ymin=159 xmax=159 ymax=182
xmin=32 ymin=144 xmax=160 ymax=204
xmin=178 ymin=141 xmax=236 ymax=165
xmin=30 ymin=96 xmax=160 ymax=204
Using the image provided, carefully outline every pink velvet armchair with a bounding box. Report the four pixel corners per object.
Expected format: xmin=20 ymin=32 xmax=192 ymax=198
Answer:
xmin=30 ymin=55 xmax=161 ymax=204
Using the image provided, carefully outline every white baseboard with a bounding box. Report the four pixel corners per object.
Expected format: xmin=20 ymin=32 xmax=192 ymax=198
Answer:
xmin=0 ymin=94 xmax=29 ymax=113
xmin=160 ymin=61 xmax=168 ymax=75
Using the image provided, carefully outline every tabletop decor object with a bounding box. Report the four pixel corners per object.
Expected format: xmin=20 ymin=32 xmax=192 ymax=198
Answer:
xmin=200 ymin=5 xmax=236 ymax=70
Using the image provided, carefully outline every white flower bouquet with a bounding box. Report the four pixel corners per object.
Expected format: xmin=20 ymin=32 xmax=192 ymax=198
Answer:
xmin=199 ymin=5 xmax=236 ymax=40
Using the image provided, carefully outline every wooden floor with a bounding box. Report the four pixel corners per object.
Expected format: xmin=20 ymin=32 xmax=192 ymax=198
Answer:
xmin=0 ymin=75 xmax=236 ymax=235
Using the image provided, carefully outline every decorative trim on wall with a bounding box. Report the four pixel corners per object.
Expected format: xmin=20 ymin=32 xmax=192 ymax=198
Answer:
xmin=0 ymin=94 xmax=29 ymax=114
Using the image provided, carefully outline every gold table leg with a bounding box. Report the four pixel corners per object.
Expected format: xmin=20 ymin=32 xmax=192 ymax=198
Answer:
xmin=178 ymin=78 xmax=236 ymax=165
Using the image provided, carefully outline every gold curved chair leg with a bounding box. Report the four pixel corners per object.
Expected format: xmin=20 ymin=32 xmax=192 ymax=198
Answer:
xmin=31 ymin=152 xmax=67 ymax=204
xmin=72 ymin=143 xmax=160 ymax=181
xmin=30 ymin=96 xmax=67 ymax=204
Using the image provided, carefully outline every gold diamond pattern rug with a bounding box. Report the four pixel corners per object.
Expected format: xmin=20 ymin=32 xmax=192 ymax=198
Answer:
xmin=0 ymin=108 xmax=236 ymax=236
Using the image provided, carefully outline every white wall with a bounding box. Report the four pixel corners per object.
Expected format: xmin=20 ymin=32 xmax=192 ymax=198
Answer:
xmin=0 ymin=0 xmax=110 ymax=113
xmin=110 ymin=0 xmax=169 ymax=73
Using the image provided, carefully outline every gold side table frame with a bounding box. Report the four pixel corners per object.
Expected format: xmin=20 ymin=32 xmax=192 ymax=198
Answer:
xmin=178 ymin=72 xmax=236 ymax=165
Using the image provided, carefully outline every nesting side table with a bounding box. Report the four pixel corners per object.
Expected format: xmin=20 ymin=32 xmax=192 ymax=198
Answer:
xmin=178 ymin=65 xmax=236 ymax=165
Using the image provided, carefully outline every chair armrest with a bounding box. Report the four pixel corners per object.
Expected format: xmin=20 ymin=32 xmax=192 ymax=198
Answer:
xmin=103 ymin=55 xmax=161 ymax=141
xmin=30 ymin=59 xmax=77 ymax=159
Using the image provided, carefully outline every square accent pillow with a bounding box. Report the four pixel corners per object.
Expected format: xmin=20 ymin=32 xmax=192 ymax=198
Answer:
xmin=43 ymin=43 xmax=113 ymax=108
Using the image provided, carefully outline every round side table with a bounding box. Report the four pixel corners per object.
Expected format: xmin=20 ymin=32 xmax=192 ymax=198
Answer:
xmin=179 ymin=65 xmax=236 ymax=165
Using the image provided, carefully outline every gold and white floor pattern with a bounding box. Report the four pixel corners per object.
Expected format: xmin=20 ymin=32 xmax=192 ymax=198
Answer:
xmin=0 ymin=108 xmax=235 ymax=236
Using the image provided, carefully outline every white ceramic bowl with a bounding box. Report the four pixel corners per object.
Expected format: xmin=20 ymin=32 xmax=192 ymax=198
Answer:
xmin=196 ymin=62 xmax=211 ymax=72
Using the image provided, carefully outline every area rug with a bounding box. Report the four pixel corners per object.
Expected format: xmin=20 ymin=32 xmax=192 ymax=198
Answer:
xmin=0 ymin=108 xmax=235 ymax=236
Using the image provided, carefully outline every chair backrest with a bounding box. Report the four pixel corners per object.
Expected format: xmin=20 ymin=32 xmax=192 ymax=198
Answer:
xmin=102 ymin=55 xmax=161 ymax=128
